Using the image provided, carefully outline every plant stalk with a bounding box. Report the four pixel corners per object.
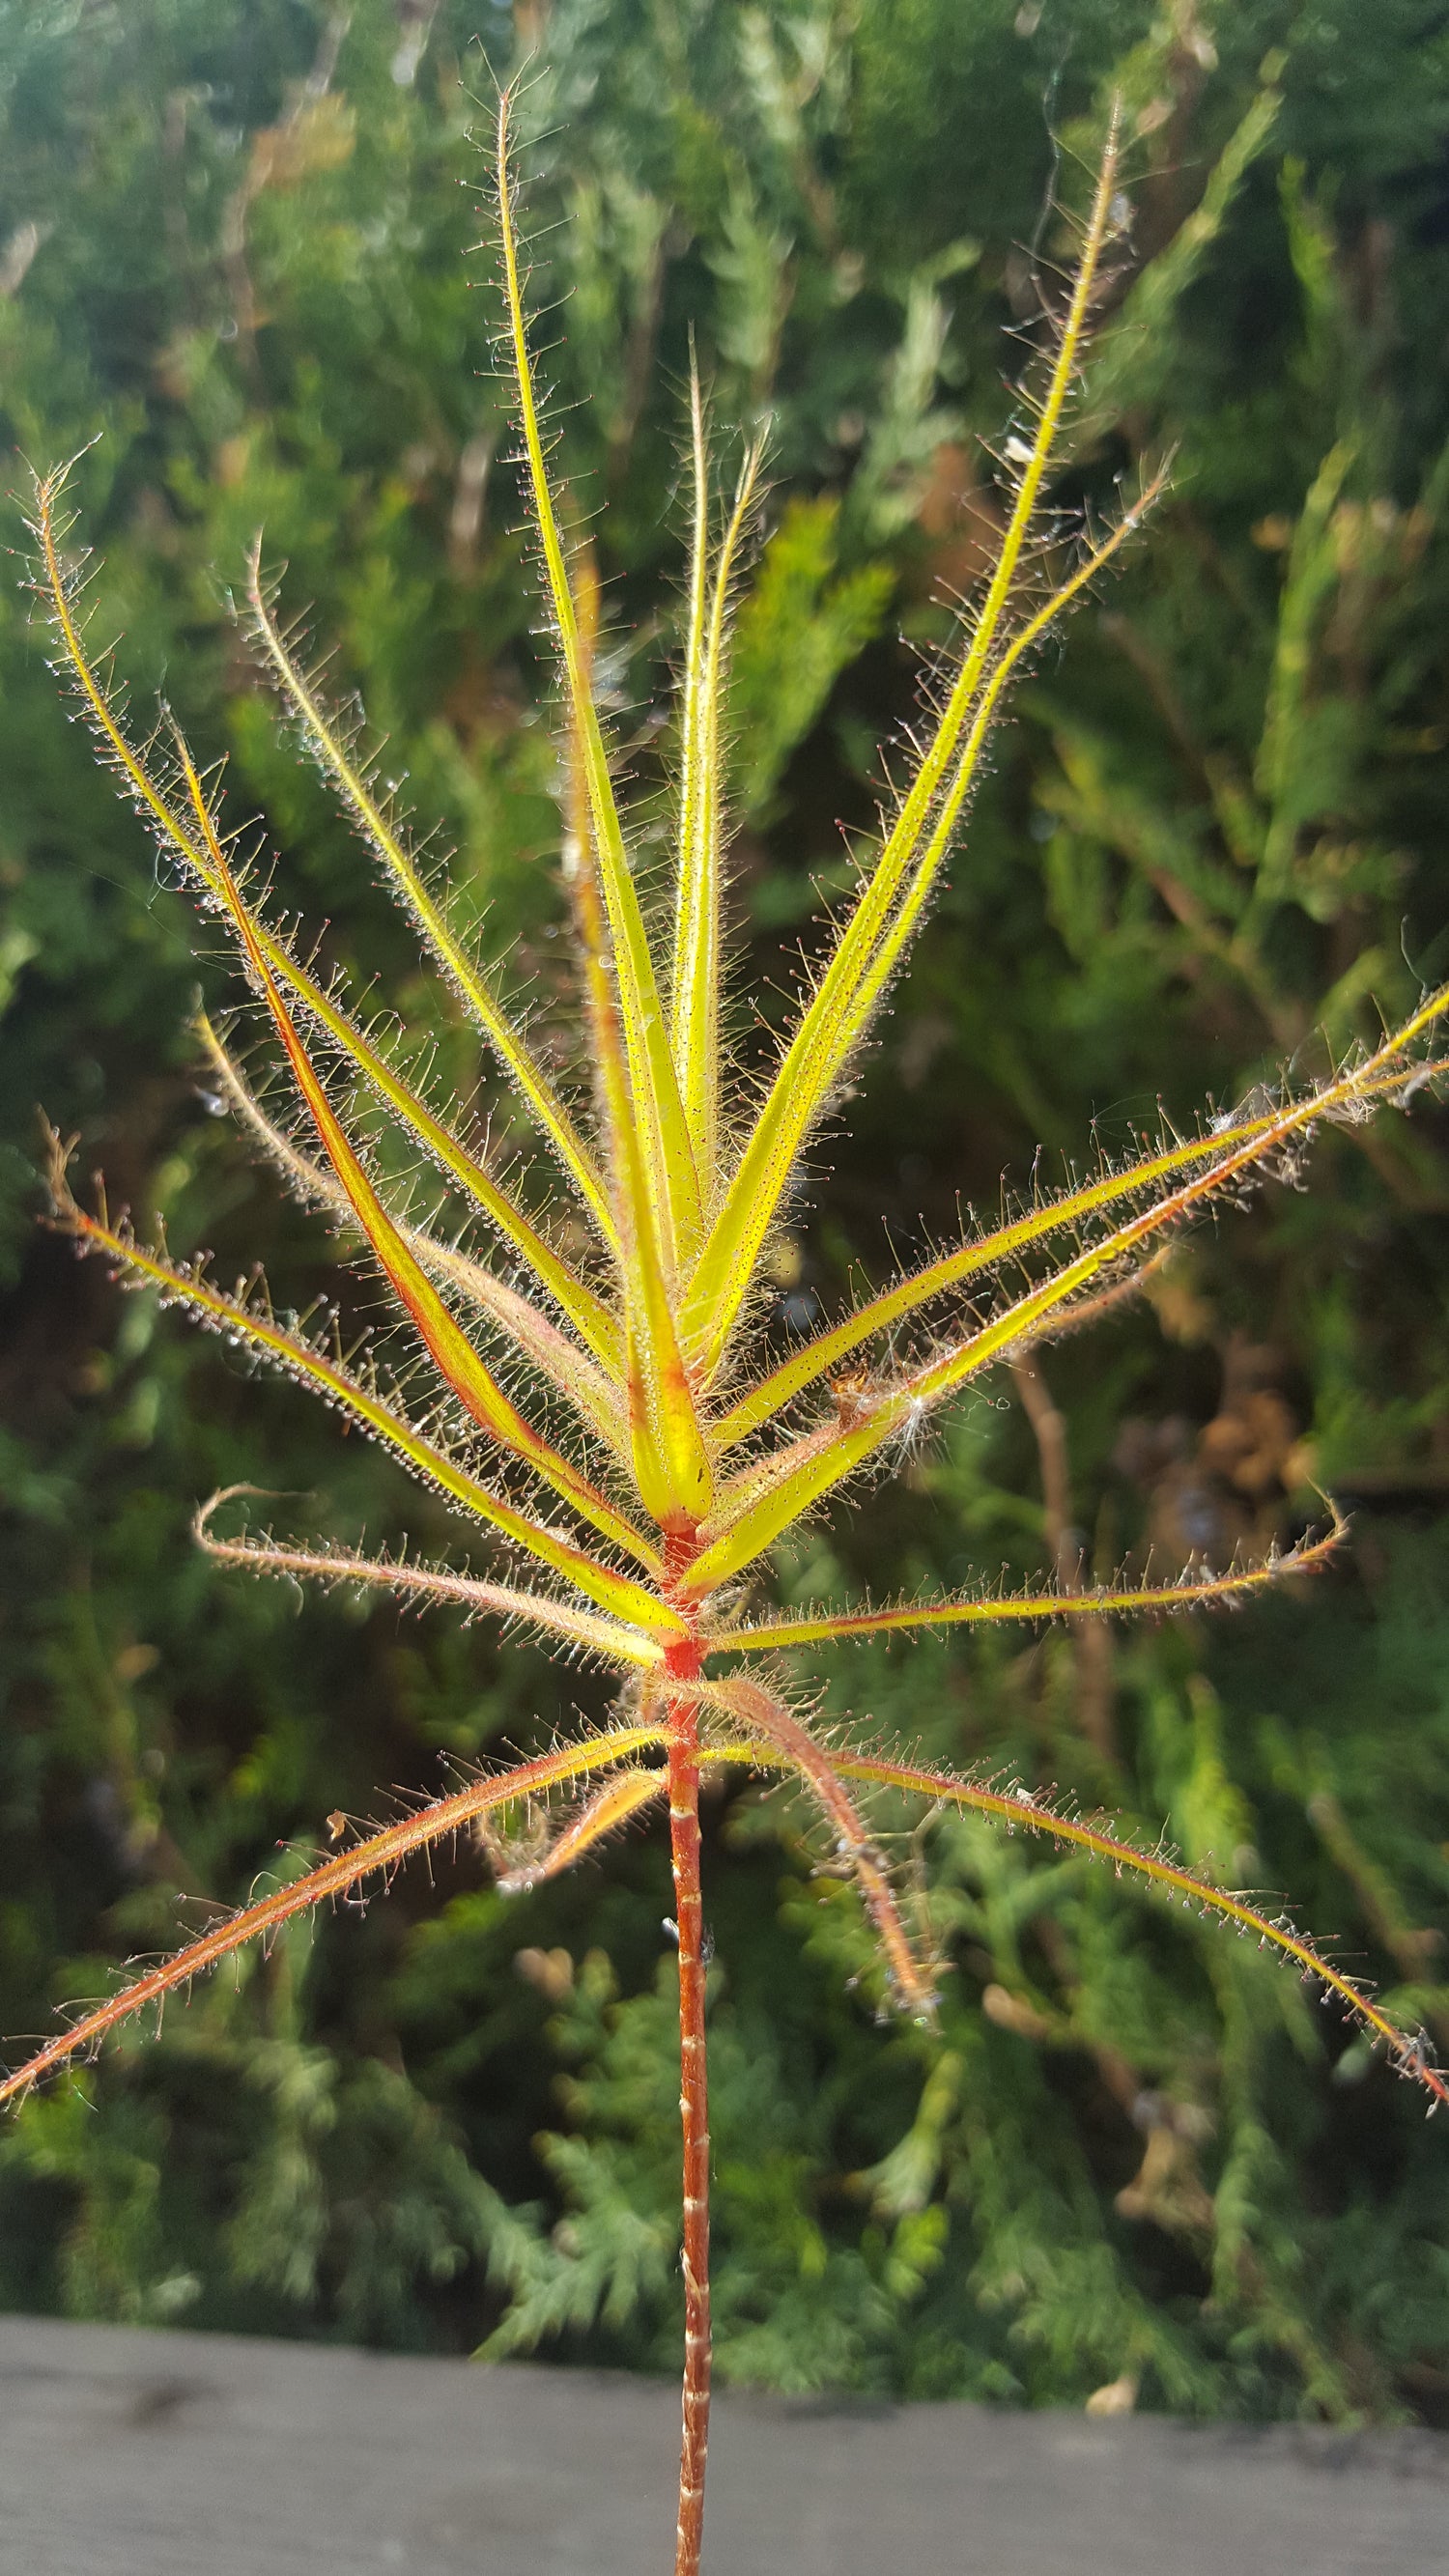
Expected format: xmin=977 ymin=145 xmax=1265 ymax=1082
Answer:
xmin=665 ymin=1604 xmax=711 ymax=2576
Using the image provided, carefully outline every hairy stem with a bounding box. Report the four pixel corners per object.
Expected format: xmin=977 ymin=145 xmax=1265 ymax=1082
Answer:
xmin=664 ymin=1623 xmax=711 ymax=2576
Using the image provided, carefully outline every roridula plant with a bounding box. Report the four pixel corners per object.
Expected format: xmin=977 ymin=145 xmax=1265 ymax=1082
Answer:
xmin=8 ymin=94 xmax=1449 ymax=2574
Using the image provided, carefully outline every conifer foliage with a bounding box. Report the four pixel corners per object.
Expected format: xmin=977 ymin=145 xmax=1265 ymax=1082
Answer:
xmin=6 ymin=72 xmax=1449 ymax=2565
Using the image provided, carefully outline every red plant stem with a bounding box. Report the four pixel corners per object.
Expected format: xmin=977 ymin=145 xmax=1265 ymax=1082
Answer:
xmin=664 ymin=1539 xmax=710 ymax=2576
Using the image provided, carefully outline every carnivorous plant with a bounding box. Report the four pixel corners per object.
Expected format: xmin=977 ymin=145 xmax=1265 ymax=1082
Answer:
xmin=6 ymin=96 xmax=1448 ymax=2574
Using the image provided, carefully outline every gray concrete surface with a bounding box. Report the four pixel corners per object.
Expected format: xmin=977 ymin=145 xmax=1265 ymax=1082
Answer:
xmin=1 ymin=2312 xmax=1446 ymax=2574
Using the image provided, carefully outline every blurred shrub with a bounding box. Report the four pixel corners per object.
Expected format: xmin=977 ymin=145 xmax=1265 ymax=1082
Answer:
xmin=2 ymin=0 xmax=1449 ymax=2418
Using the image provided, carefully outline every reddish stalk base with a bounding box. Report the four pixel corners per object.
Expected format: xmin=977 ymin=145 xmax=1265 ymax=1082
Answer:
xmin=664 ymin=1546 xmax=711 ymax=2576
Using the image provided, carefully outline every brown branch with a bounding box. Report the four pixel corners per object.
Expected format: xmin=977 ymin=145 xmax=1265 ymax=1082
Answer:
xmin=1010 ymin=1353 xmax=1117 ymax=1762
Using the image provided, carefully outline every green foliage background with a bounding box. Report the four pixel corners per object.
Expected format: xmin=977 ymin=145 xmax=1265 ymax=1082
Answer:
xmin=3 ymin=0 xmax=1449 ymax=2422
